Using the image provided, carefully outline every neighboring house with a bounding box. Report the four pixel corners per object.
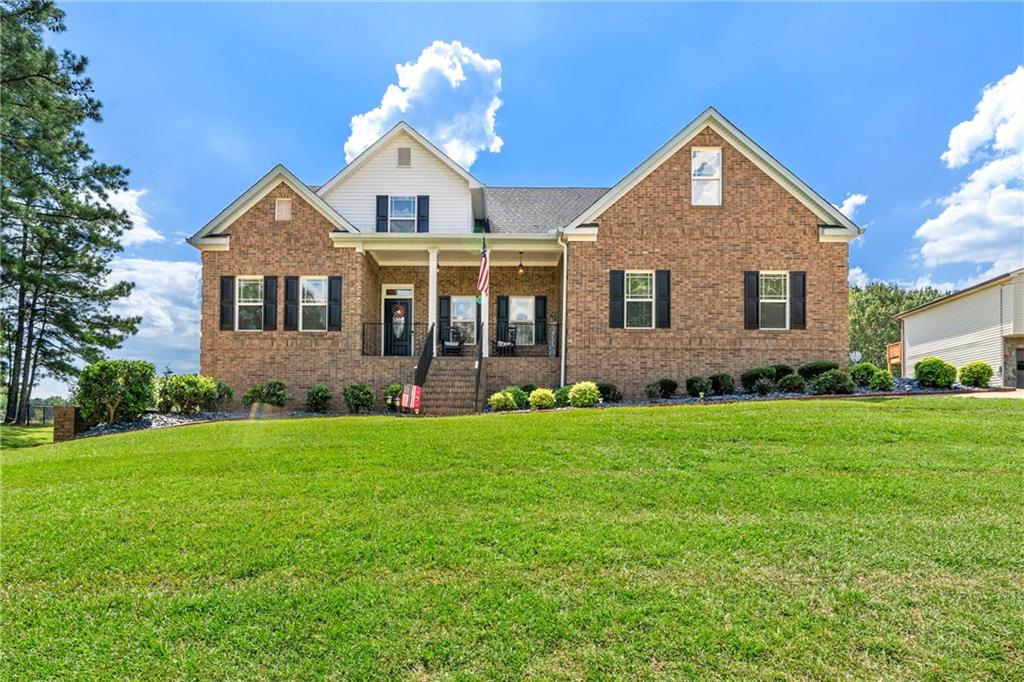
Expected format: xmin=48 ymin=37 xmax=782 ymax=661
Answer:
xmin=896 ymin=268 xmax=1024 ymax=388
xmin=188 ymin=107 xmax=862 ymax=413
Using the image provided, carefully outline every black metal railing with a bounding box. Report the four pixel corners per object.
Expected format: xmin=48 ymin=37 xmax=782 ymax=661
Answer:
xmin=414 ymin=323 xmax=435 ymax=387
xmin=361 ymin=322 xmax=428 ymax=357
xmin=490 ymin=322 xmax=560 ymax=358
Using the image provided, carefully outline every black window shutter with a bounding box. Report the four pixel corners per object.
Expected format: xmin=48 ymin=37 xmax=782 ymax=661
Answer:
xmin=790 ymin=271 xmax=806 ymax=330
xmin=744 ymin=271 xmax=760 ymax=329
xmin=655 ymin=270 xmax=671 ymax=328
xmin=535 ymin=296 xmax=547 ymax=344
xmin=284 ymin=276 xmax=299 ymax=331
xmin=497 ymin=296 xmax=509 ymax=341
xmin=438 ymin=296 xmax=450 ymax=341
xmin=376 ymin=195 xmax=388 ymax=232
xmin=416 ymin=195 xmax=429 ymax=233
xmin=219 ymin=276 xmax=235 ymax=331
xmin=328 ymin=276 xmax=342 ymax=331
xmin=609 ymin=270 xmax=624 ymax=328
xmin=262 ymin=276 xmax=278 ymax=331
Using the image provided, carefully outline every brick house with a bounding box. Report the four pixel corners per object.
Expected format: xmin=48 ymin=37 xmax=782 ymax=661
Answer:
xmin=188 ymin=108 xmax=862 ymax=413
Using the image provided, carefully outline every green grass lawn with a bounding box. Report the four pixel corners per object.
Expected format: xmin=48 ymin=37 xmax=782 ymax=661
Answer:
xmin=1 ymin=424 xmax=53 ymax=449
xmin=3 ymin=398 xmax=1022 ymax=679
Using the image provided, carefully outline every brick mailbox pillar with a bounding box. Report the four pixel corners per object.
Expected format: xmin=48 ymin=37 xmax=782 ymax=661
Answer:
xmin=53 ymin=405 xmax=78 ymax=442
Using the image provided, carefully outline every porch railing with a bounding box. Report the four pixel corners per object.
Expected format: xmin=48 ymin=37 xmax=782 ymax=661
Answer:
xmin=414 ymin=323 xmax=435 ymax=387
xmin=361 ymin=322 xmax=429 ymax=356
xmin=490 ymin=322 xmax=561 ymax=358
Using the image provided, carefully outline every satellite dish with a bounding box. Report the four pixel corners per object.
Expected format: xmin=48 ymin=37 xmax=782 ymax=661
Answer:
xmin=850 ymin=351 xmax=863 ymax=363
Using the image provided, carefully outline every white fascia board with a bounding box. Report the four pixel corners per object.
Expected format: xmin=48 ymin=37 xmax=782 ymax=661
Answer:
xmin=330 ymin=232 xmax=561 ymax=252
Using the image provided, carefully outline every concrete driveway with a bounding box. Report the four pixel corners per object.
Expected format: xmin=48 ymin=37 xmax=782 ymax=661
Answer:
xmin=954 ymin=389 xmax=1024 ymax=399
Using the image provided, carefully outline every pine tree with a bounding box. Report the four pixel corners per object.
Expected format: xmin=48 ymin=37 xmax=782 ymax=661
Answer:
xmin=848 ymin=282 xmax=947 ymax=368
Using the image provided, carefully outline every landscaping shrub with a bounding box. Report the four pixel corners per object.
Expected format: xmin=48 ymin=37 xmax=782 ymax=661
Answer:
xmin=708 ymin=373 xmax=735 ymax=396
xmin=242 ymin=380 xmax=290 ymax=407
xmin=869 ymin=369 xmax=894 ymax=392
xmin=596 ymin=382 xmax=623 ymax=403
xmin=685 ymin=376 xmax=711 ymax=398
xmin=518 ymin=383 xmax=537 ymax=396
xmin=798 ymin=360 xmax=840 ymax=381
xmin=162 ymin=374 xmax=219 ymax=413
xmin=777 ymin=373 xmax=807 ymax=393
xmin=752 ymin=377 xmax=775 ymax=395
xmin=740 ymin=366 xmax=776 ymax=392
xmin=503 ymin=386 xmax=530 ymax=410
xmin=384 ymin=383 xmax=404 ymax=412
xmin=568 ymin=381 xmax=601 ymax=407
xmin=343 ymin=383 xmax=374 ymax=413
xmin=849 ymin=361 xmax=881 ymax=387
xmin=770 ymin=364 xmax=795 ymax=380
xmin=646 ymin=383 xmax=664 ymax=401
xmin=76 ymin=359 xmax=156 ymax=424
xmin=553 ymin=385 xmax=571 ymax=407
xmin=528 ymin=388 xmax=556 ymax=410
xmin=207 ymin=380 xmax=234 ymax=411
xmin=305 ymin=385 xmax=332 ymax=413
xmin=810 ymin=369 xmax=855 ymax=395
xmin=914 ymin=357 xmax=956 ymax=388
xmin=655 ymin=378 xmax=678 ymax=398
xmin=488 ymin=391 xmax=516 ymax=412
xmin=958 ymin=361 xmax=993 ymax=388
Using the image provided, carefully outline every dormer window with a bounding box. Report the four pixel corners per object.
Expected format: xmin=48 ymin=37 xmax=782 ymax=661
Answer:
xmin=397 ymin=147 xmax=412 ymax=167
xmin=389 ymin=196 xmax=416 ymax=232
xmin=691 ymin=148 xmax=722 ymax=206
xmin=275 ymin=198 xmax=292 ymax=221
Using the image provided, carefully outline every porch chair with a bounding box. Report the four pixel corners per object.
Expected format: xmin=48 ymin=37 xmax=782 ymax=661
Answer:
xmin=441 ymin=325 xmax=465 ymax=356
xmin=491 ymin=325 xmax=517 ymax=357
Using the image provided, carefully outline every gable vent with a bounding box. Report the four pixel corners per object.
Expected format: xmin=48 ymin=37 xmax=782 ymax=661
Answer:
xmin=397 ymin=147 xmax=412 ymax=167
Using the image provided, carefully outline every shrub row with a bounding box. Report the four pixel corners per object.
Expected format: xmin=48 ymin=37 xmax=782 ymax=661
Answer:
xmin=488 ymin=381 xmax=603 ymax=412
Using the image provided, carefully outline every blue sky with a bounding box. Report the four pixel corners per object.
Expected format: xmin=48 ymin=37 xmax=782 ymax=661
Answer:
xmin=40 ymin=2 xmax=1023 ymax=395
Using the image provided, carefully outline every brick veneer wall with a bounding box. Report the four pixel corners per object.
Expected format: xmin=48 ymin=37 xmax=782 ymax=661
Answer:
xmin=565 ymin=127 xmax=850 ymax=398
xmin=485 ymin=357 xmax=560 ymax=396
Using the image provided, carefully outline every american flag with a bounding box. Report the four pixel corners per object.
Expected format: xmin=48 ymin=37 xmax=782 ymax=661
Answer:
xmin=476 ymin=235 xmax=489 ymax=295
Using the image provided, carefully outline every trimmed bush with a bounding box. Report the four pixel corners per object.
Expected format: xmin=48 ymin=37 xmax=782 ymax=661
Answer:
xmin=810 ymin=369 xmax=855 ymax=395
xmin=770 ymin=364 xmax=795 ymax=380
xmin=777 ymin=373 xmax=807 ymax=393
xmin=528 ymin=388 xmax=556 ymax=410
xmin=958 ymin=361 xmax=993 ymax=388
xmin=568 ymin=381 xmax=601 ymax=408
xmin=740 ymin=366 xmax=776 ymax=392
xmin=207 ymin=380 xmax=234 ymax=411
xmin=384 ymin=383 xmax=403 ymax=412
xmin=518 ymin=383 xmax=538 ymax=396
xmin=708 ymin=373 xmax=735 ymax=396
xmin=646 ymin=383 xmax=664 ymax=401
xmin=849 ymin=361 xmax=881 ymax=387
xmin=752 ymin=377 xmax=775 ymax=395
xmin=869 ymin=369 xmax=894 ymax=392
xmin=343 ymin=383 xmax=374 ymax=413
xmin=242 ymin=380 xmax=290 ymax=407
xmin=488 ymin=391 xmax=516 ymax=412
xmin=76 ymin=359 xmax=156 ymax=424
xmin=162 ymin=374 xmax=219 ymax=413
xmin=305 ymin=385 xmax=332 ymax=413
xmin=503 ymin=386 xmax=529 ymax=410
xmin=655 ymin=378 xmax=678 ymax=398
xmin=685 ymin=376 xmax=711 ymax=398
xmin=596 ymin=382 xmax=623 ymax=403
xmin=798 ymin=360 xmax=840 ymax=381
xmin=553 ymin=385 xmax=571 ymax=408
xmin=914 ymin=357 xmax=956 ymax=388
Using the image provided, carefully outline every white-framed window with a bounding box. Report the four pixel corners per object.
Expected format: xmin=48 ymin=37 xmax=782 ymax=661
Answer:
xmin=300 ymin=276 xmax=328 ymax=331
xmin=389 ymin=196 xmax=416 ymax=232
xmin=509 ymin=296 xmax=536 ymax=345
xmin=625 ymin=271 xmax=654 ymax=329
xmin=691 ymin=147 xmax=722 ymax=206
xmin=759 ymin=272 xmax=789 ymax=330
xmin=397 ymin=147 xmax=412 ymax=167
xmin=451 ymin=296 xmax=476 ymax=344
xmin=236 ymin=277 xmax=263 ymax=331
xmin=275 ymin=198 xmax=292 ymax=221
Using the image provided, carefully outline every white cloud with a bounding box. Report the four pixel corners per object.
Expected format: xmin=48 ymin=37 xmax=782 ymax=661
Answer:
xmin=108 ymin=258 xmax=201 ymax=352
xmin=835 ymin=193 xmax=868 ymax=220
xmin=344 ymin=40 xmax=503 ymax=169
xmin=848 ymin=266 xmax=869 ymax=287
xmin=914 ymin=66 xmax=1024 ymax=279
xmin=108 ymin=188 xmax=164 ymax=246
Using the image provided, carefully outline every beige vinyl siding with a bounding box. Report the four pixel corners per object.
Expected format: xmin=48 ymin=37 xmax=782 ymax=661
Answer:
xmin=1015 ymin=277 xmax=1024 ymax=334
xmin=904 ymin=281 xmax=1016 ymax=387
xmin=320 ymin=131 xmax=473 ymax=233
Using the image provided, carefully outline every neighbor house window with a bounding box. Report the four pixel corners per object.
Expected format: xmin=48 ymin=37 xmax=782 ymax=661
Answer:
xmin=236 ymin=277 xmax=263 ymax=331
xmin=397 ymin=147 xmax=412 ymax=167
xmin=451 ymin=296 xmax=476 ymax=344
xmin=759 ymin=272 xmax=788 ymax=330
xmin=625 ymin=272 xmax=654 ymax=329
xmin=509 ymin=296 xmax=536 ymax=345
xmin=691 ymin=148 xmax=722 ymax=206
xmin=389 ymin=196 xmax=416 ymax=232
xmin=300 ymin=277 xmax=328 ymax=331
xmin=275 ymin=198 xmax=292 ymax=221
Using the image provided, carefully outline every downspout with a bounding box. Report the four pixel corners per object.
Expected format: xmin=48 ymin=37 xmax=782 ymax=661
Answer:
xmin=558 ymin=232 xmax=569 ymax=387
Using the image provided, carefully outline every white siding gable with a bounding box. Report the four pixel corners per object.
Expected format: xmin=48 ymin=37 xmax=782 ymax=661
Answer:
xmin=319 ymin=131 xmax=473 ymax=233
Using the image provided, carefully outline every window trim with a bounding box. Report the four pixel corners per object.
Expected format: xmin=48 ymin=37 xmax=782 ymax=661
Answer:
xmin=758 ymin=270 xmax=790 ymax=331
xmin=298 ymin=276 xmax=329 ymax=332
xmin=388 ymin=195 xmax=417 ymax=233
xmin=275 ymin=198 xmax=292 ymax=221
xmin=450 ymin=295 xmax=477 ymax=345
xmin=624 ymin=270 xmax=655 ymax=330
xmin=235 ymin=275 xmax=264 ymax=332
xmin=691 ymin=146 xmax=722 ymax=207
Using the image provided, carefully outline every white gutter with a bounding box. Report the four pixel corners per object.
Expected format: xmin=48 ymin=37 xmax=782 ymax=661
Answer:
xmin=558 ymin=232 xmax=568 ymax=387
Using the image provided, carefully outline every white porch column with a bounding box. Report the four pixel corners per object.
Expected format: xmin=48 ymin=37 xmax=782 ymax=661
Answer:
xmin=428 ymin=248 xmax=438 ymax=356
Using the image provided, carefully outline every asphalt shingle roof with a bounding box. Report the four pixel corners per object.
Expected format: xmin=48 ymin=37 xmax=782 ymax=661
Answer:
xmin=484 ymin=187 xmax=608 ymax=234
